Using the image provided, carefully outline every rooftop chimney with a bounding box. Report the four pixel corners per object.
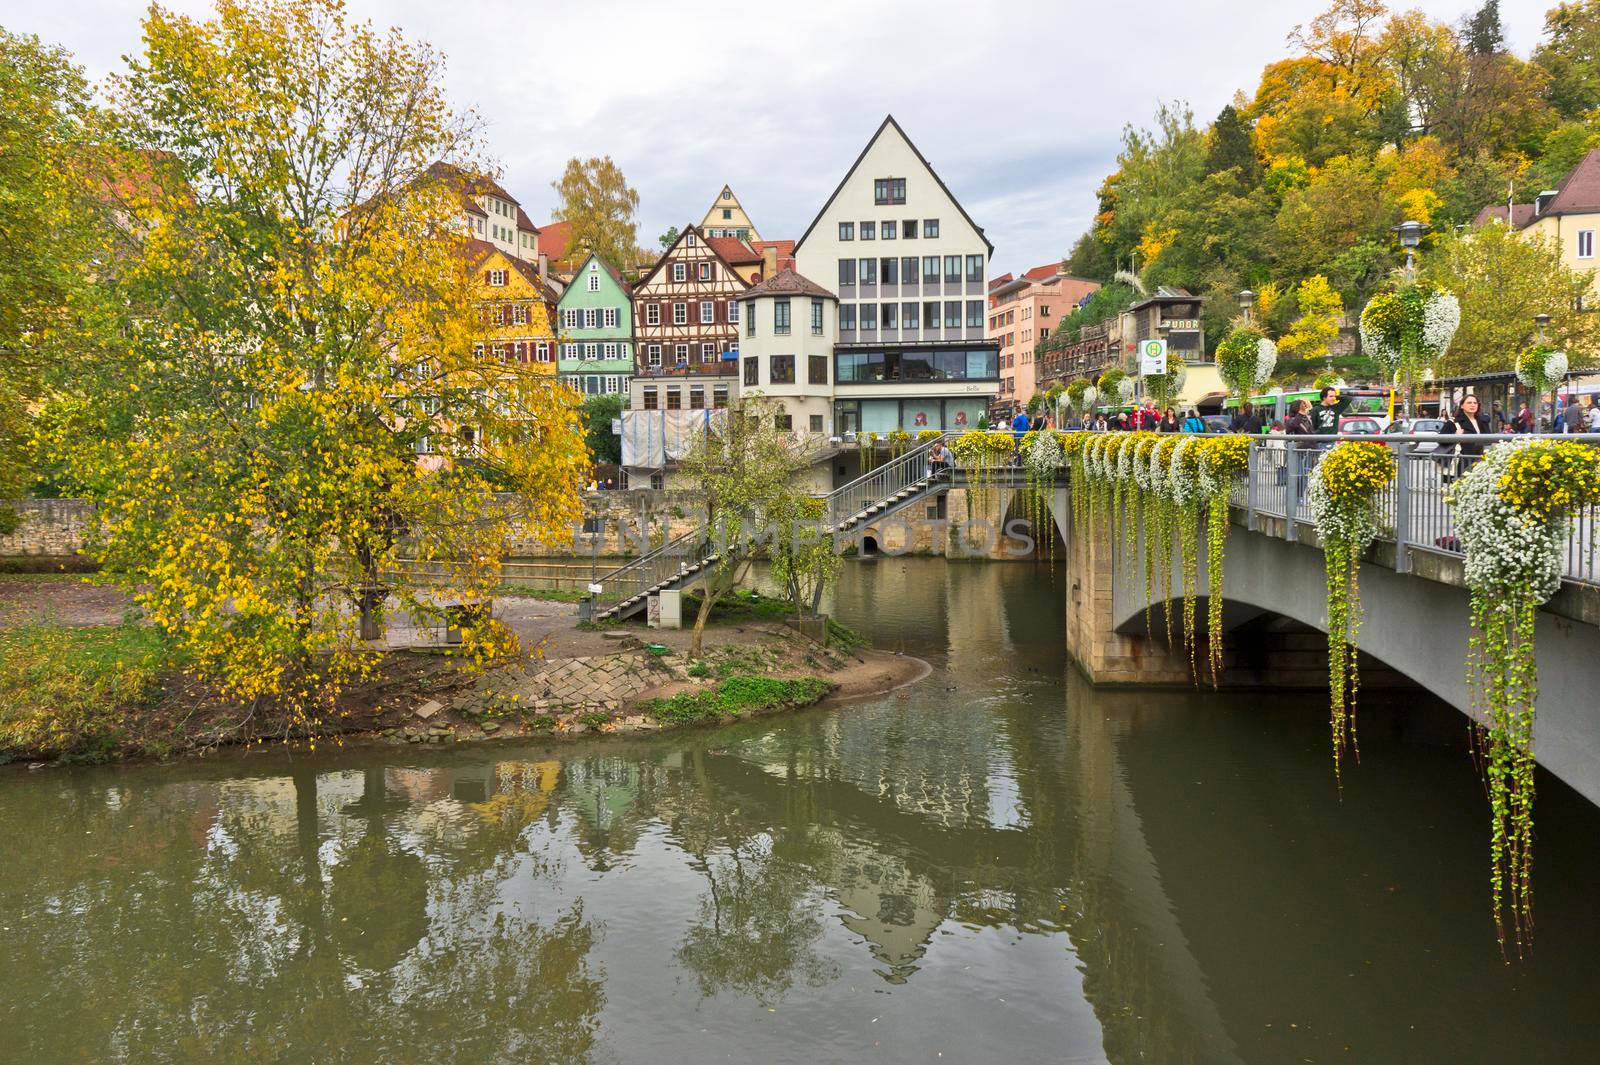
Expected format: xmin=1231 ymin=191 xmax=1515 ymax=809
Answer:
xmin=761 ymin=244 xmax=779 ymax=279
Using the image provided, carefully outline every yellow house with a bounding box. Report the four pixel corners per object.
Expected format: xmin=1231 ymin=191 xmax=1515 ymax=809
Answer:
xmin=1475 ymin=148 xmax=1600 ymax=299
xmin=700 ymin=184 xmax=762 ymax=243
xmin=468 ymin=238 xmax=561 ymax=372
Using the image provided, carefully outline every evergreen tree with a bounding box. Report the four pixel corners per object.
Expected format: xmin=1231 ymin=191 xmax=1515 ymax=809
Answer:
xmin=1205 ymin=105 xmax=1260 ymax=184
xmin=1464 ymin=0 xmax=1504 ymax=56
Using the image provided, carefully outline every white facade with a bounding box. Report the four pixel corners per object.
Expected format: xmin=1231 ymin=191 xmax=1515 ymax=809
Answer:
xmin=738 ymin=279 xmax=838 ymax=436
xmin=793 ymin=116 xmax=998 ymax=435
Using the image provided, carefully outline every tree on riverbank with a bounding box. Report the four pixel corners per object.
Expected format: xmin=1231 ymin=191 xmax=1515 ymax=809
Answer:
xmin=44 ymin=0 xmax=588 ymax=716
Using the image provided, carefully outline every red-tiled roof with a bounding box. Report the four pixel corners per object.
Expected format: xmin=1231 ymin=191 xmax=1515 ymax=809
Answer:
xmin=464 ymin=238 xmax=559 ymax=303
xmin=707 ymin=235 xmax=761 ymax=263
xmin=516 ymin=206 xmax=538 ymax=232
xmin=538 ymin=220 xmax=573 ymax=261
xmin=1023 ymin=262 xmax=1064 ymax=282
xmin=988 ymin=273 xmax=1014 ymax=291
xmin=752 ymin=238 xmax=797 ymax=270
xmin=1473 ymin=203 xmax=1537 ymax=228
xmin=744 ymin=268 xmax=836 ymax=300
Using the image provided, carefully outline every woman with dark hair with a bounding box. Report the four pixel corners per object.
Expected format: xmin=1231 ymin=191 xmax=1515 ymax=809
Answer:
xmin=1158 ymin=408 xmax=1181 ymax=433
xmin=1439 ymin=393 xmax=1490 ymax=482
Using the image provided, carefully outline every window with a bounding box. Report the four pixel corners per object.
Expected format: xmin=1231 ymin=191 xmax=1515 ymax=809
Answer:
xmin=966 ymin=255 xmax=984 ymax=284
xmin=746 ymin=303 xmax=756 ymax=336
xmin=666 ymin=388 xmax=682 ymax=410
xmin=838 ymin=258 xmax=856 ymax=286
xmin=690 ymin=385 xmax=705 ymax=410
xmin=585 ymin=342 xmax=598 ymax=360
xmin=903 ymin=219 xmax=917 ymax=239
xmin=673 ymin=302 xmax=687 ymax=325
xmin=643 ymin=386 xmax=658 ymax=410
xmin=1581 ymin=230 xmax=1596 ymax=259
xmin=770 ymin=354 xmax=795 ymax=383
xmin=774 ymin=298 xmax=791 ymax=334
xmin=811 ymin=298 xmax=824 ymax=334
xmin=713 ymin=385 xmax=729 ymax=408
xmin=924 ymin=302 xmax=939 ymax=329
xmin=584 ymin=308 xmax=598 ymax=329
xmin=881 ymin=219 xmax=896 ymax=241
xmin=588 ymin=272 xmax=600 ymax=292
xmin=944 ymin=301 xmax=961 ymax=329
xmin=672 ymin=262 xmax=686 ymax=282
xmin=874 ymin=177 xmax=907 ymax=205
xmin=722 ymin=207 xmax=732 ymax=219
xmin=882 ymin=302 xmax=898 ymax=330
xmin=809 ymin=414 xmax=824 ymax=433
xmin=967 ymin=300 xmax=984 ymax=329
xmin=881 ymin=257 xmax=898 ymax=285
xmin=840 ymin=304 xmax=857 ymax=331
xmin=859 ymin=258 xmax=877 ymax=285
xmin=604 ymin=307 xmax=619 ymax=328
xmin=727 ymin=300 xmax=739 ymax=323
xmin=488 ymin=269 xmax=506 ymax=286
xmin=647 ymin=344 xmax=662 ymax=367
xmin=675 ymin=343 xmax=689 ymax=364
xmin=603 ymin=342 xmax=617 ymax=359
xmin=902 ymin=301 xmax=919 ymax=327
xmin=701 ymin=342 xmax=716 ymax=362
xmin=923 ymin=256 xmax=939 ymax=283
xmin=698 ymin=262 xmax=711 ymax=281
xmin=650 ymin=471 xmax=665 ymax=490
xmin=646 ymin=303 xmax=660 ymax=326
xmin=685 ymin=231 xmax=696 ymax=246
xmin=861 ymin=221 xmax=875 ymax=240
xmin=944 ymin=255 xmax=960 ymax=284
xmin=902 ymin=256 xmax=919 ymax=284
xmin=700 ymin=300 xmax=714 ymax=324
xmin=923 ymin=219 xmax=940 ymax=238
xmin=838 ymin=222 xmax=854 ymax=241
xmin=513 ymin=304 xmax=528 ymax=325
xmin=563 ymin=308 xmax=578 ymax=328
xmin=809 ymin=354 xmax=828 ymax=384
xmin=860 ymin=302 xmax=877 ymax=330
xmin=775 ymin=413 xmax=793 ymax=431
xmin=745 ymin=357 xmax=759 ymax=386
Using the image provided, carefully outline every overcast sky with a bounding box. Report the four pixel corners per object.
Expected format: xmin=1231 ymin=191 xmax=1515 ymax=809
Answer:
xmin=6 ymin=0 xmax=1550 ymax=276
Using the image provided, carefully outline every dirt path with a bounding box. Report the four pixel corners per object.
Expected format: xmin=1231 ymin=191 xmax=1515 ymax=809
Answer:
xmin=0 ymin=579 xmax=132 ymax=628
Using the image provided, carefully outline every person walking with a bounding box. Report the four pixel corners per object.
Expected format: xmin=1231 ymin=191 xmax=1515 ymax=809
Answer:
xmin=1513 ymin=402 xmax=1535 ymax=434
xmin=1562 ymin=396 xmax=1585 ymax=434
xmin=1230 ymin=401 xmax=1263 ymax=434
xmin=1011 ymin=407 xmax=1031 ymax=442
xmin=1283 ymin=399 xmax=1316 ymax=504
xmin=1182 ymin=408 xmax=1206 ymax=433
xmin=1439 ymin=393 xmax=1489 ymax=483
xmin=1586 ymin=397 xmax=1600 ymax=433
xmin=1309 ymin=386 xmax=1347 ymax=435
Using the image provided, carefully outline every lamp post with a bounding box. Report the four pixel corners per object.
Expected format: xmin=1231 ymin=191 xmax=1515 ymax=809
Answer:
xmin=1394 ymin=220 xmax=1429 ymax=417
xmin=1237 ymin=289 xmax=1256 ymax=325
xmin=1535 ymin=312 xmax=1555 ymax=429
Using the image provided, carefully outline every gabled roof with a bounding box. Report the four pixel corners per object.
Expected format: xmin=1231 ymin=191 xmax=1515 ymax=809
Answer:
xmin=538 ymin=220 xmax=573 ymax=261
xmin=794 ymin=114 xmax=994 ymax=255
xmin=707 ymin=235 xmax=762 ymax=264
xmin=988 ymin=272 xmax=1014 ymax=291
xmin=1536 ymin=148 xmax=1600 ymax=218
xmin=752 ymin=238 xmax=797 ymax=271
xmin=1023 ymin=262 xmax=1065 ymax=282
xmin=743 ymin=268 xmax=836 ymax=300
xmin=516 ymin=206 xmax=538 ymax=233
xmin=562 ymin=252 xmax=632 ymax=299
xmin=465 ymin=238 xmax=559 ymax=303
xmin=634 ymin=224 xmax=755 ymax=291
xmin=1473 ymin=203 xmax=1537 ymax=228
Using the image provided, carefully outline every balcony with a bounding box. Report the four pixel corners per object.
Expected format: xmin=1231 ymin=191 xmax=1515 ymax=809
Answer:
xmin=633 ymin=361 xmax=737 ymax=379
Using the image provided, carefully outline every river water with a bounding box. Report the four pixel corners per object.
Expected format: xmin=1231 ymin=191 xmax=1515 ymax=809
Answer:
xmin=5 ymin=558 xmax=1600 ymax=1063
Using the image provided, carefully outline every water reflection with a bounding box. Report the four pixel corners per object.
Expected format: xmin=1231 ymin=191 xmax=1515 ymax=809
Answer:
xmin=4 ymin=559 xmax=1600 ymax=1063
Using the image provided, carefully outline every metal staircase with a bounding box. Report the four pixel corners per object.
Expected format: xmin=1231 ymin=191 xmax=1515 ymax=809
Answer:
xmin=590 ymin=433 xmax=954 ymax=620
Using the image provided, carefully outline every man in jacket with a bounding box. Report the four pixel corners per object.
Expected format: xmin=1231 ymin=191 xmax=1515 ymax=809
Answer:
xmin=1310 ymin=386 xmax=1347 ymax=435
xmin=1562 ymin=397 xmax=1585 ymax=434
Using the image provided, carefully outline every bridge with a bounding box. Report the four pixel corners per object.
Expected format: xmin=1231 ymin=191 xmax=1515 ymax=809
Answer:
xmin=588 ymin=432 xmax=1600 ymax=806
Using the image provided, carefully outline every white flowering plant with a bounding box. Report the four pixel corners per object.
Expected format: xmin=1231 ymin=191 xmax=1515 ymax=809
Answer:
xmin=1359 ymin=283 xmax=1459 ymax=384
xmin=1514 ymin=344 xmax=1568 ymax=395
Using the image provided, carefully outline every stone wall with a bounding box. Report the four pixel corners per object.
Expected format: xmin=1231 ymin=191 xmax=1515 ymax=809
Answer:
xmin=0 ymin=500 xmax=98 ymax=570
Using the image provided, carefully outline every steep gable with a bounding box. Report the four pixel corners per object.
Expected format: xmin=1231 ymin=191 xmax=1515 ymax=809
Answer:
xmin=793 ymin=114 xmax=992 ymax=254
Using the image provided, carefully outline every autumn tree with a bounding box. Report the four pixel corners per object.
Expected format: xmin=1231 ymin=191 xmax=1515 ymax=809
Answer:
xmin=1421 ymin=222 xmax=1600 ymax=376
xmin=1535 ymin=0 xmax=1600 ymax=118
xmin=1277 ymin=275 xmax=1345 ymax=374
xmin=0 ymin=31 xmax=99 ymax=531
xmin=48 ymin=0 xmax=588 ymax=713
xmin=551 ymin=157 xmax=641 ymax=276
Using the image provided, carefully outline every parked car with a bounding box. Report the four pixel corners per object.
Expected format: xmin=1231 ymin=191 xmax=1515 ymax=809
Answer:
xmin=1384 ymin=417 xmax=1445 ymax=453
xmin=1338 ymin=416 xmax=1384 ymax=435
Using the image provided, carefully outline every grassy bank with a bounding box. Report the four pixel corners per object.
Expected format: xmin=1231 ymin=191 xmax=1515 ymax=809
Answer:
xmin=0 ymin=622 xmax=172 ymax=763
xmin=641 ymin=674 xmax=834 ymax=725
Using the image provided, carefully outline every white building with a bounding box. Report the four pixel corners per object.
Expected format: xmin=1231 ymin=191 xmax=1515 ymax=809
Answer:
xmin=793 ymin=115 xmax=998 ymax=436
xmin=738 ymin=268 xmax=839 ymax=436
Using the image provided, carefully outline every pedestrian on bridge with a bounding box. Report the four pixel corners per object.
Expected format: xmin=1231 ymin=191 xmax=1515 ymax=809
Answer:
xmin=928 ymin=439 xmax=951 ymax=480
xmin=1158 ymin=409 xmax=1180 ymax=433
xmin=1440 ymin=393 xmax=1489 ymax=483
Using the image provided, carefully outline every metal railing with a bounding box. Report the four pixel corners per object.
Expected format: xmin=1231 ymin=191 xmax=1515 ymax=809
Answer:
xmin=1243 ymin=433 xmax=1600 ymax=586
xmin=824 ymin=432 xmax=954 ymax=529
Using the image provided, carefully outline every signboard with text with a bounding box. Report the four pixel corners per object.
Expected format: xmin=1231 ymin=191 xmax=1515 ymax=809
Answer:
xmin=1138 ymin=338 xmax=1168 ymax=376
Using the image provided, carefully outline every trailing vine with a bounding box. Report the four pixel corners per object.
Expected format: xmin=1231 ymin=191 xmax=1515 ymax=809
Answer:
xmin=1358 ymin=282 xmax=1460 ymax=386
xmin=1307 ymin=441 xmax=1395 ymax=784
xmin=858 ymin=431 xmax=879 ymax=472
xmin=1449 ymin=438 xmax=1600 ymax=954
xmin=1198 ymin=434 xmax=1251 ymax=684
xmin=1215 ymin=323 xmax=1278 ymax=399
xmin=1022 ymin=429 xmax=1064 ymax=558
xmin=1148 ymin=436 xmax=1180 ymax=649
xmin=1514 ymin=343 xmax=1568 ymax=398
xmin=1168 ymin=437 xmax=1205 ymax=674
xmin=952 ymin=430 xmax=1014 ymax=522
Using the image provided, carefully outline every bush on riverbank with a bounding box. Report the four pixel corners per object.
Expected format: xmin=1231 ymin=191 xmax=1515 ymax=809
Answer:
xmin=0 ymin=622 xmax=172 ymax=762
xmin=643 ymin=674 xmax=834 ymax=725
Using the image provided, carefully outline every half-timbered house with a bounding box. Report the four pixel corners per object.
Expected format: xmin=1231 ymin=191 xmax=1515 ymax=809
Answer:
xmin=628 ymin=225 xmax=750 ymax=413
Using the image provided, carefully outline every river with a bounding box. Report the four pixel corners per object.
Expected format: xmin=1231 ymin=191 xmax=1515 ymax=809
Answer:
xmin=4 ymin=558 xmax=1599 ymax=1063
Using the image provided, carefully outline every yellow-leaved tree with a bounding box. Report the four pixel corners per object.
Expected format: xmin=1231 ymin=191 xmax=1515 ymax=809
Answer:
xmin=1278 ymin=275 xmax=1345 ymax=375
xmin=47 ymin=0 xmax=588 ymax=719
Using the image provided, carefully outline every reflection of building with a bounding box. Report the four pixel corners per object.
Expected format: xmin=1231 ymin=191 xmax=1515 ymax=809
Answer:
xmin=986 ymin=266 xmax=1100 ymax=413
xmin=1474 ymin=149 xmax=1600 ymax=299
xmin=794 ymin=115 xmax=999 ymax=434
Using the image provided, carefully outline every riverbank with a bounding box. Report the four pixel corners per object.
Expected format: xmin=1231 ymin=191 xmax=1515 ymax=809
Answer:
xmin=0 ymin=577 xmax=927 ymax=765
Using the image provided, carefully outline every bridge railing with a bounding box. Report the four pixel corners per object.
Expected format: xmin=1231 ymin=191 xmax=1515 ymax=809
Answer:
xmin=1242 ymin=434 xmax=1600 ymax=587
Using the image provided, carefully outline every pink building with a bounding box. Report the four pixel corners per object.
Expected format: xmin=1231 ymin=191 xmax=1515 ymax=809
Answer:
xmin=986 ymin=265 xmax=1100 ymax=412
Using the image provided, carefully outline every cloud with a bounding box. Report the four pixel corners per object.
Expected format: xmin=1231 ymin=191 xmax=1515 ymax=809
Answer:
xmin=5 ymin=0 xmax=1552 ymax=275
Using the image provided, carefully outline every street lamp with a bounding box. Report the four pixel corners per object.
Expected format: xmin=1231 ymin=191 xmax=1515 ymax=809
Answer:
xmin=1237 ymin=289 xmax=1256 ymax=325
xmin=1395 ymin=220 xmax=1428 ymax=282
xmin=1535 ymin=313 xmax=1555 ymax=429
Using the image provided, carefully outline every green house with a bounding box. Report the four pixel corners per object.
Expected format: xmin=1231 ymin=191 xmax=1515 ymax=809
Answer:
xmin=557 ymin=253 xmax=634 ymax=398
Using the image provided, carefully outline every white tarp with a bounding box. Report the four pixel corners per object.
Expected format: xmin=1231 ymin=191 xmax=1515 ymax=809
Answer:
xmin=621 ymin=409 xmax=725 ymax=468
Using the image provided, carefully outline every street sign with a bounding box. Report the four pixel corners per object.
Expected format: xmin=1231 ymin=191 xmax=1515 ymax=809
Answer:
xmin=1139 ymin=338 xmax=1168 ymax=376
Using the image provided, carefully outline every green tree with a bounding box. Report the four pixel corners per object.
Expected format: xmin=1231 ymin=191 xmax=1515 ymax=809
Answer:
xmin=0 ymin=30 xmax=97 ymax=531
xmin=50 ymin=0 xmax=589 ymax=711
xmin=1205 ymin=104 xmax=1261 ymax=184
xmin=1535 ymin=1 xmax=1600 ymax=118
xmin=658 ymin=225 xmax=680 ymax=250
xmin=1421 ymin=222 xmax=1600 ymax=375
xmin=551 ymin=156 xmax=640 ymax=275
xmin=580 ymin=393 xmax=623 ymax=466
xmin=1278 ymin=275 xmax=1346 ymax=372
